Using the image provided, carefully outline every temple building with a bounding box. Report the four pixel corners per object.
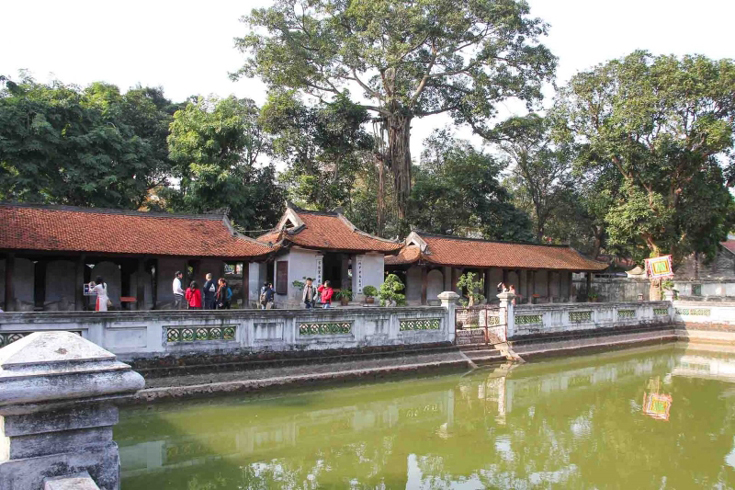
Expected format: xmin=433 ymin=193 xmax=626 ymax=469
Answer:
xmin=0 ymin=203 xmax=272 ymax=311
xmin=385 ymin=232 xmax=608 ymax=305
xmin=256 ymin=204 xmax=402 ymax=307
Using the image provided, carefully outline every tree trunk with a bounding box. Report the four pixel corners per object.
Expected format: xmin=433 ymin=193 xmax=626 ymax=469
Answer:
xmin=375 ymin=153 xmax=386 ymax=236
xmin=386 ymin=113 xmax=413 ymax=220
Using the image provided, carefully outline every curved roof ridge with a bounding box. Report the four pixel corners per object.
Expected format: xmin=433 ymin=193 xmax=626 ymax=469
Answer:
xmin=0 ymin=202 xmax=225 ymax=221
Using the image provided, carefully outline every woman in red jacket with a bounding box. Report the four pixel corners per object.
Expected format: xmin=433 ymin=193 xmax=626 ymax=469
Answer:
xmin=317 ymin=280 xmax=334 ymax=309
xmin=185 ymin=281 xmax=203 ymax=309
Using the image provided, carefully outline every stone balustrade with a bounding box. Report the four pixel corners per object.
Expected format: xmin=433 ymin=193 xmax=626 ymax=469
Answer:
xmin=509 ymin=300 xmax=674 ymax=339
xmin=0 ymin=306 xmax=453 ymax=360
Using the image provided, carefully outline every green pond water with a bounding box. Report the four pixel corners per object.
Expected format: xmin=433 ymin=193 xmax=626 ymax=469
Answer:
xmin=116 ymin=344 xmax=735 ymax=489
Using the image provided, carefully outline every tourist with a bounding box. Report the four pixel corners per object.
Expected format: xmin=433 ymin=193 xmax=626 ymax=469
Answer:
xmin=173 ymin=271 xmax=185 ymax=309
xmin=203 ymin=273 xmax=217 ymax=310
xmin=317 ymin=280 xmax=334 ymax=309
xmin=216 ymin=278 xmax=230 ymax=309
xmin=259 ymin=282 xmax=275 ymax=310
xmin=89 ymin=276 xmax=110 ymax=312
xmin=302 ymin=277 xmax=317 ymax=308
xmin=185 ymin=281 xmax=202 ymax=309
xmin=509 ymin=284 xmax=517 ymax=305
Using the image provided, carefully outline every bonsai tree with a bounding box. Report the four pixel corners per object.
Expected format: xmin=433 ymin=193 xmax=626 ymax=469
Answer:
xmin=378 ymin=274 xmax=406 ymax=307
xmin=362 ymin=285 xmax=378 ymax=301
xmin=457 ymin=272 xmax=485 ymax=307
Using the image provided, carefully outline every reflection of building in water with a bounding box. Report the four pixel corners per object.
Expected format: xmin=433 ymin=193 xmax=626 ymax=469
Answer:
xmin=120 ymin=386 xmax=455 ymax=480
xmin=672 ymin=352 xmax=735 ymax=383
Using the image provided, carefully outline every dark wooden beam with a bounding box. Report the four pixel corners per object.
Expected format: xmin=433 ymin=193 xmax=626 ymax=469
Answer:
xmin=421 ymin=267 xmax=428 ymax=305
xmin=5 ymin=253 xmax=15 ymax=311
xmin=136 ymin=258 xmax=145 ymax=310
xmin=33 ymin=259 xmax=47 ymax=309
xmin=75 ymin=254 xmax=86 ymax=311
xmin=242 ymin=261 xmax=250 ymax=309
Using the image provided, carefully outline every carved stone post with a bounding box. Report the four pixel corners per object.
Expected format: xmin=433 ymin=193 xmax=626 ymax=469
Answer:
xmin=0 ymin=331 xmax=145 ymax=490
xmin=498 ymin=291 xmax=516 ymax=339
xmin=438 ymin=291 xmax=460 ymax=343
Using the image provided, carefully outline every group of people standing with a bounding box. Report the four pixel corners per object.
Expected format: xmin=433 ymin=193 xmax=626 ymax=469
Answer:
xmin=173 ymin=271 xmax=232 ymax=310
xmin=258 ymin=277 xmax=335 ymax=310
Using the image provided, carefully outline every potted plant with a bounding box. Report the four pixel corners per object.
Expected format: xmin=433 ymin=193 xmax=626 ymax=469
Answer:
xmin=336 ymin=288 xmax=353 ymax=306
xmin=456 ymin=272 xmax=485 ymax=307
xmin=362 ymin=285 xmax=378 ymax=304
xmin=378 ymin=274 xmax=406 ymax=307
xmin=588 ymin=291 xmax=599 ymax=302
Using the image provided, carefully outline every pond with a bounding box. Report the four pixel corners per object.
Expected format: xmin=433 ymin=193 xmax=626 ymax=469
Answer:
xmin=116 ymin=343 xmax=735 ymax=489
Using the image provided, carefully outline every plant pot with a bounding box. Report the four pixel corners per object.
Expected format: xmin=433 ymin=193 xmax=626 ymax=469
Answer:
xmin=365 ymin=297 xmax=375 ymax=304
xmin=340 ymin=297 xmax=350 ymax=306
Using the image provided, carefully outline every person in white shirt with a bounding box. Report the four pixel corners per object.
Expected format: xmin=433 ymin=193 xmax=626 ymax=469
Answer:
xmin=89 ymin=276 xmax=110 ymax=312
xmin=173 ymin=271 xmax=185 ymax=309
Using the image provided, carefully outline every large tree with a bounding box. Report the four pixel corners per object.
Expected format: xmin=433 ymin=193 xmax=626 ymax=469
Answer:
xmin=408 ymin=129 xmax=534 ymax=241
xmin=492 ymin=114 xmax=574 ymax=242
xmin=553 ymin=51 xmax=735 ymax=265
xmin=166 ymin=95 xmax=285 ymax=230
xmin=0 ymin=75 xmax=176 ymax=208
xmin=260 ymin=90 xmax=374 ymax=213
xmin=235 ymin=0 xmax=556 ymax=218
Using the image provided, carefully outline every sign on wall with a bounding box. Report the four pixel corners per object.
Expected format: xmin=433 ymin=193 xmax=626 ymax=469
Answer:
xmin=356 ymin=256 xmax=363 ymax=294
xmin=645 ymin=255 xmax=674 ymax=279
xmin=315 ymin=255 xmax=323 ymax=286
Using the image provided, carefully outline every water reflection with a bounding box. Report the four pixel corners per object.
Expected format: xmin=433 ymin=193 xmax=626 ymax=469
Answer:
xmin=117 ymin=344 xmax=735 ymax=489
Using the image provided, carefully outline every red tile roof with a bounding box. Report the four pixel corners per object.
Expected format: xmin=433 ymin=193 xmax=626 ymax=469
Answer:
xmin=0 ymin=204 xmax=272 ymax=258
xmin=385 ymin=233 xmax=608 ymax=271
xmin=722 ymin=241 xmax=735 ymax=254
xmin=258 ymin=207 xmax=401 ymax=253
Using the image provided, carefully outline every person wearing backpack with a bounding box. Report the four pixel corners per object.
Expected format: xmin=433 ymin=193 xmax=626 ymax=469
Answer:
xmin=259 ymin=282 xmax=275 ymax=310
xmin=202 ymin=273 xmax=217 ymax=310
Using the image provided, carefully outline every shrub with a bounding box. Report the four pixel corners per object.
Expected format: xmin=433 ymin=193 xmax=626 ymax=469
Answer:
xmin=362 ymin=285 xmax=378 ymax=298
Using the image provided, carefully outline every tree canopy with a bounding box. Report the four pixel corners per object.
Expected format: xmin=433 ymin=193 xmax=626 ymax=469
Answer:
xmin=408 ymin=129 xmax=533 ymax=241
xmin=235 ymin=0 xmax=556 ymax=219
xmin=0 ymin=75 xmax=177 ymax=208
xmin=552 ymin=51 xmax=735 ymax=263
xmin=166 ymin=95 xmax=285 ymax=230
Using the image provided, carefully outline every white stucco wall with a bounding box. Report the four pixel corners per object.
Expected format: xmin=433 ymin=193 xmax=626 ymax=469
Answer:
xmin=277 ymin=248 xmax=321 ymax=307
xmin=352 ymin=253 xmax=384 ymax=300
xmin=249 ymin=262 xmax=267 ymax=304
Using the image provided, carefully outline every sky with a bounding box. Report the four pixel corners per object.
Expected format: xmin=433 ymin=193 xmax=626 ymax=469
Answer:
xmin=1 ymin=0 xmax=734 ymax=159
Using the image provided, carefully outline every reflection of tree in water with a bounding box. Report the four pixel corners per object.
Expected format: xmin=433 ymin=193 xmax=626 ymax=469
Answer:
xmin=119 ymin=347 xmax=735 ymax=489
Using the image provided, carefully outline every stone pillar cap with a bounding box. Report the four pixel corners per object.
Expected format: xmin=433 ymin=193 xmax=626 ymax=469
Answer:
xmin=0 ymin=331 xmax=144 ymax=408
xmin=437 ymin=291 xmax=460 ymax=301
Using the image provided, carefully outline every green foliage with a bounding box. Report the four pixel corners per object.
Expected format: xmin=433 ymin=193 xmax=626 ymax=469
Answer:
xmin=292 ymin=279 xmax=305 ymax=290
xmin=166 ymin=95 xmax=286 ymax=230
xmin=362 ymin=285 xmax=378 ymax=298
xmin=260 ymin=91 xmax=373 ymax=213
xmin=553 ymin=51 xmax=735 ymax=263
xmin=0 ymin=75 xmax=176 ymax=208
xmin=378 ymin=274 xmax=406 ymax=306
xmin=408 ymin=130 xmax=534 ymax=241
xmin=335 ymin=289 xmax=353 ymax=301
xmin=236 ymin=0 xmax=556 ymax=218
xmin=456 ymin=272 xmax=485 ymax=306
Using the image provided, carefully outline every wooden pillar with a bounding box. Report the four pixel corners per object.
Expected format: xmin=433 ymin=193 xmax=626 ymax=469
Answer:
xmin=136 ymin=258 xmax=145 ymax=310
xmin=546 ymin=270 xmax=552 ymax=302
xmin=502 ymin=269 xmax=508 ymax=287
xmin=242 ymin=261 xmax=250 ymax=309
xmin=151 ymin=258 xmax=159 ymax=310
xmin=4 ymin=253 xmax=15 ymax=311
xmin=517 ymin=270 xmax=523 ymax=304
xmin=420 ymin=267 xmax=428 ymax=305
xmin=75 ymin=254 xmax=86 ymax=311
xmin=531 ymin=271 xmax=537 ymax=301
xmin=586 ymin=271 xmax=592 ymax=298
xmin=484 ymin=269 xmax=492 ymax=300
